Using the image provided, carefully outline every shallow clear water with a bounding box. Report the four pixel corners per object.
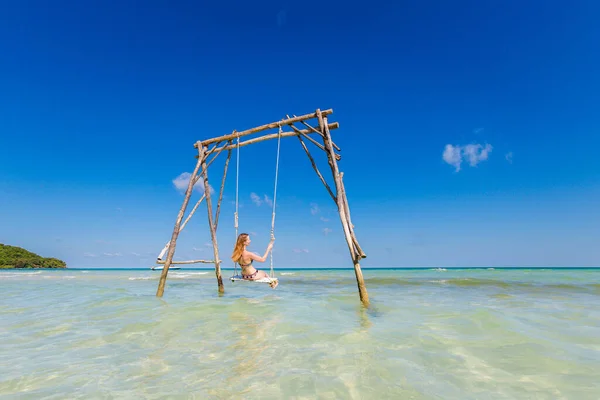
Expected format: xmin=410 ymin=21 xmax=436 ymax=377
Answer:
xmin=1 ymin=268 xmax=599 ymax=399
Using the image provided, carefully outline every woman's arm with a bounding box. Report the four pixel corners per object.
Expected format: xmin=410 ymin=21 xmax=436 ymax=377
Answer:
xmin=247 ymin=239 xmax=274 ymax=262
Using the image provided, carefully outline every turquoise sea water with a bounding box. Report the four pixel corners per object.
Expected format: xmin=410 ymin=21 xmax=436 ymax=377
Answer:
xmin=1 ymin=267 xmax=599 ymax=399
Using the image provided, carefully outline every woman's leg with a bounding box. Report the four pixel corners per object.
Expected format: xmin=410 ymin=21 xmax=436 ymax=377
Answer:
xmin=251 ymin=270 xmax=278 ymax=288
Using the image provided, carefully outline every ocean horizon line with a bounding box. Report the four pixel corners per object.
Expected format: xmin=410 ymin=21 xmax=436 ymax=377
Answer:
xmin=17 ymin=266 xmax=600 ymax=271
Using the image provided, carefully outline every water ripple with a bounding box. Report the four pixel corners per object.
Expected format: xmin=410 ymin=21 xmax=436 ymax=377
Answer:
xmin=1 ymin=269 xmax=599 ymax=399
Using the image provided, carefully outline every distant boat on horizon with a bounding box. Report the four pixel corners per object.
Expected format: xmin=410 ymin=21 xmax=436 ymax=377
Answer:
xmin=151 ymin=266 xmax=182 ymax=271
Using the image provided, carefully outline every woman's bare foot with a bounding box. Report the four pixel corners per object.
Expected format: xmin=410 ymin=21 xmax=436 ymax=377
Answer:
xmin=270 ymin=279 xmax=278 ymax=289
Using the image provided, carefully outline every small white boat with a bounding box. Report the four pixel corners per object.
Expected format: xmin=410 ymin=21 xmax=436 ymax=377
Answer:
xmin=151 ymin=266 xmax=182 ymax=271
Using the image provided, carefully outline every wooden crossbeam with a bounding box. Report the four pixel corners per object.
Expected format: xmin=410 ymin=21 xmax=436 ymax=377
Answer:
xmin=204 ymin=122 xmax=339 ymax=155
xmin=198 ymin=109 xmax=334 ymax=147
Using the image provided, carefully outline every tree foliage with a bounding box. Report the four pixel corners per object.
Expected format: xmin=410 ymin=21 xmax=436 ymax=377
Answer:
xmin=0 ymin=244 xmax=67 ymax=268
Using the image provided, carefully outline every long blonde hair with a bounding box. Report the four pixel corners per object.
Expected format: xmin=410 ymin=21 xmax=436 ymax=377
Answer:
xmin=231 ymin=233 xmax=249 ymax=263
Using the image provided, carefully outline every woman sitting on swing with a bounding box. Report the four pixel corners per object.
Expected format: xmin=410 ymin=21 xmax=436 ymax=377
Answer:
xmin=231 ymin=233 xmax=278 ymax=288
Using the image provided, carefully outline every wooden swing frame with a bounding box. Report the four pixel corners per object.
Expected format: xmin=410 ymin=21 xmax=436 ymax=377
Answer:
xmin=155 ymin=108 xmax=369 ymax=307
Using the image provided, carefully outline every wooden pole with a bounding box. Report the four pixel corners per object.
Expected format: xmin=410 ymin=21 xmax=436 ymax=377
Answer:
xmin=297 ymin=135 xmax=337 ymax=203
xmin=199 ymin=109 xmax=334 ymax=146
xmin=317 ymin=109 xmax=370 ymax=307
xmin=156 ymin=193 xmax=206 ymax=262
xmin=205 ymin=123 xmax=339 ymax=155
xmin=321 ymin=116 xmax=364 ymax=258
xmin=156 ymin=142 xmax=205 ymax=297
xmin=181 ymin=194 xmax=206 ymax=231
xmin=200 ymin=145 xmax=224 ymax=293
xmin=339 ymin=172 xmax=366 ymax=258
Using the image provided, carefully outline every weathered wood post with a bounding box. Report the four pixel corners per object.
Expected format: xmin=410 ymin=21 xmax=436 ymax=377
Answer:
xmin=317 ymin=109 xmax=370 ymax=307
xmin=200 ymin=144 xmax=224 ymax=293
xmin=156 ymin=142 xmax=205 ymax=297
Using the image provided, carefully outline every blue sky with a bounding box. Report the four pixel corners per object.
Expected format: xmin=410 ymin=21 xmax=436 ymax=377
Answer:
xmin=1 ymin=1 xmax=599 ymax=268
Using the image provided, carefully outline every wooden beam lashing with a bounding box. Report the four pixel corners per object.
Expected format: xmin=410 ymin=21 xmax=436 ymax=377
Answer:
xmin=193 ymin=138 xmax=228 ymax=168
xmin=201 ymin=145 xmax=224 ymax=294
xmin=290 ymin=125 xmax=342 ymax=161
xmin=207 ymin=123 xmax=339 ymax=154
xmin=156 ymin=147 xmax=205 ymax=297
xmin=285 ymin=115 xmax=341 ymax=160
xmin=318 ymin=110 xmax=369 ymax=307
xmin=199 ymin=109 xmax=334 ymax=146
xmin=297 ymin=135 xmax=337 ymax=203
xmin=297 ymin=118 xmax=342 ymax=152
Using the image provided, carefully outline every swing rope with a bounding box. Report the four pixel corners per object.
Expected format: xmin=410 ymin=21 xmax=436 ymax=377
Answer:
xmin=232 ymin=123 xmax=282 ymax=282
xmin=269 ymin=123 xmax=282 ymax=278
xmin=233 ymin=132 xmax=240 ymax=277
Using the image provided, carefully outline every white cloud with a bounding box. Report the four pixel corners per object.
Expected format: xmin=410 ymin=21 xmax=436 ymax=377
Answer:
xmin=293 ymin=248 xmax=309 ymax=253
xmin=131 ymin=252 xmax=141 ymax=256
xmin=192 ymin=247 xmax=203 ymax=251
xmin=442 ymin=144 xmax=463 ymax=171
xmin=443 ymin=143 xmax=492 ymax=172
xmin=463 ymin=144 xmax=492 ymax=166
xmin=505 ymin=152 xmax=513 ymax=164
xmin=103 ymin=252 xmax=122 ymax=257
xmin=310 ymin=203 xmax=320 ymax=215
xmin=320 ymin=216 xmax=329 ymax=222
xmin=83 ymin=252 xmax=97 ymax=257
xmin=264 ymin=194 xmax=273 ymax=207
xmin=249 ymin=193 xmax=273 ymax=207
xmin=323 ymin=228 xmax=332 ymax=235
xmin=250 ymin=192 xmax=262 ymax=206
xmin=173 ymin=172 xmax=214 ymax=195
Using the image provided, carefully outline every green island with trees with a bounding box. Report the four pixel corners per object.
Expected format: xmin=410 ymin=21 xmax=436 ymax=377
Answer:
xmin=0 ymin=244 xmax=67 ymax=269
